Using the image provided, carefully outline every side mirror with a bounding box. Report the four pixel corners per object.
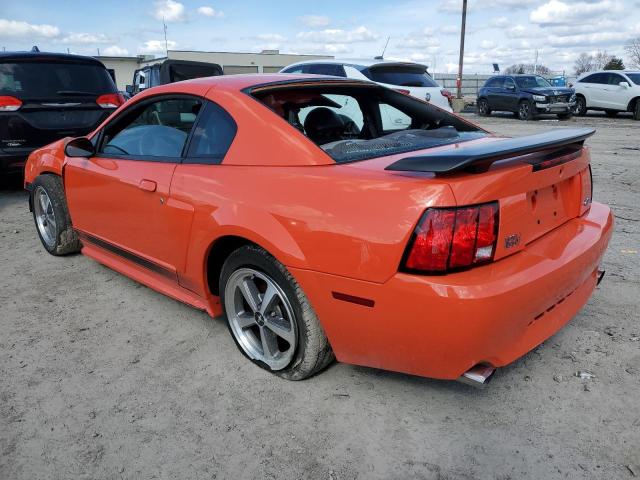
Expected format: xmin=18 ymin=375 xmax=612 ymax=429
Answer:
xmin=619 ymin=81 xmax=630 ymax=88
xmin=65 ymin=137 xmax=95 ymax=158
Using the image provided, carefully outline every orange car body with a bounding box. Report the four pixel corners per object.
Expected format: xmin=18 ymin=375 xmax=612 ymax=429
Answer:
xmin=24 ymin=75 xmax=613 ymax=380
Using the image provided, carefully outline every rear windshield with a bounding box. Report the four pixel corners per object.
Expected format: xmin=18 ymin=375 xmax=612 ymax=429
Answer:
xmin=626 ymin=73 xmax=640 ymax=85
xmin=0 ymin=61 xmax=116 ymax=99
xmin=363 ymin=66 xmax=439 ymax=88
xmin=252 ymin=83 xmax=485 ymax=164
xmin=167 ymin=63 xmax=221 ymax=82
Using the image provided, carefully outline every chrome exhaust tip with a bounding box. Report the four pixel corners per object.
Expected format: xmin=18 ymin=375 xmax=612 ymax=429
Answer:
xmin=457 ymin=364 xmax=496 ymax=388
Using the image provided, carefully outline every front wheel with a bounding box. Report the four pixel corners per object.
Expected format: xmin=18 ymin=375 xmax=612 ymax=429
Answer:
xmin=31 ymin=175 xmax=81 ymax=256
xmin=477 ymin=98 xmax=491 ymax=116
xmin=220 ymin=245 xmax=334 ymax=380
xmin=518 ymin=100 xmax=534 ymax=121
xmin=574 ymin=96 xmax=587 ymax=116
xmin=634 ymin=101 xmax=640 ymax=121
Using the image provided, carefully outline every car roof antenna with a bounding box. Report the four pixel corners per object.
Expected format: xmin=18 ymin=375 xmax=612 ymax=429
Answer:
xmin=375 ymin=37 xmax=390 ymax=60
xmin=31 ymin=46 xmax=40 ymax=52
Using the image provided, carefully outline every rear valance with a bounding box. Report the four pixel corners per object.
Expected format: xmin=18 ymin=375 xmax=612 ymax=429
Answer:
xmin=385 ymin=128 xmax=595 ymax=174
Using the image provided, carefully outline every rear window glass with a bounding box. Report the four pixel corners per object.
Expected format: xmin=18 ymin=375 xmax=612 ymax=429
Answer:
xmin=363 ymin=66 xmax=439 ymax=87
xmin=167 ymin=63 xmax=221 ymax=82
xmin=0 ymin=61 xmax=116 ymax=99
xmin=252 ymin=84 xmax=484 ymax=164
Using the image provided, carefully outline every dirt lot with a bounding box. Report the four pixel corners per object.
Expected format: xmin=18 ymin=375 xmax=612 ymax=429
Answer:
xmin=1 ymin=112 xmax=639 ymax=480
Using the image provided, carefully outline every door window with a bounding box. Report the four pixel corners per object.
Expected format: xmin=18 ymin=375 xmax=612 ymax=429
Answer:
xmin=186 ymin=101 xmax=237 ymax=163
xmin=504 ymin=77 xmax=516 ymax=90
xmin=485 ymin=77 xmax=504 ymax=88
xmin=605 ymin=73 xmax=625 ymax=85
xmin=100 ymin=97 xmax=201 ymax=159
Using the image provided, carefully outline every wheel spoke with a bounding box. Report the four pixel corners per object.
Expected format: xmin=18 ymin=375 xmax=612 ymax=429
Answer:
xmin=239 ymin=277 xmax=260 ymax=313
xmin=259 ymin=284 xmax=279 ymax=315
xmin=38 ymin=193 xmax=48 ymax=214
xmin=235 ymin=312 xmax=256 ymax=329
xmin=264 ymin=315 xmax=295 ymax=344
xmin=260 ymin=327 xmax=279 ymax=360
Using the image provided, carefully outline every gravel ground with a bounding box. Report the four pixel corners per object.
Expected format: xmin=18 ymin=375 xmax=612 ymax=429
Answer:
xmin=1 ymin=112 xmax=639 ymax=480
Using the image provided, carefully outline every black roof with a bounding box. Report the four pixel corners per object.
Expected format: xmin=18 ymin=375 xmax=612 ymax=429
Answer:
xmin=0 ymin=51 xmax=106 ymax=67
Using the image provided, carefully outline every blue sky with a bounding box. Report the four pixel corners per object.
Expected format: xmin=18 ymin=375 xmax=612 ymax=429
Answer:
xmin=1 ymin=0 xmax=639 ymax=73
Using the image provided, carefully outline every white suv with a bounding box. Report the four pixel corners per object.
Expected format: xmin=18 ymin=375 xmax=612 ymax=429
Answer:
xmin=574 ymin=70 xmax=640 ymax=120
xmin=280 ymin=59 xmax=453 ymax=113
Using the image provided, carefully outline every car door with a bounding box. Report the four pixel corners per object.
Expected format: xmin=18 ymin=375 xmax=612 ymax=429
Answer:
xmin=602 ymin=72 xmax=629 ymax=110
xmin=585 ymin=73 xmax=609 ymax=108
xmin=485 ymin=77 xmax=505 ymax=111
xmin=502 ymin=77 xmax=519 ymax=112
xmin=64 ymin=95 xmax=202 ymax=280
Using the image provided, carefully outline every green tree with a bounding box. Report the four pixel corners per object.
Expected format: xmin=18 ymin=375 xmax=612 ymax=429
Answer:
xmin=603 ymin=57 xmax=625 ymax=70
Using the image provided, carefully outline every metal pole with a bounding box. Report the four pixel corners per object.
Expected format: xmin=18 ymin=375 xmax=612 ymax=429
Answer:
xmin=163 ymin=17 xmax=169 ymax=56
xmin=456 ymin=0 xmax=467 ymax=99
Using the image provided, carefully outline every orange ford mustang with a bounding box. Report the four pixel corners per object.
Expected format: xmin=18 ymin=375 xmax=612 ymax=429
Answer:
xmin=24 ymin=74 xmax=613 ymax=384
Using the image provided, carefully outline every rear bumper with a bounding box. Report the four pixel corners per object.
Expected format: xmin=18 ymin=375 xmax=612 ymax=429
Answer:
xmin=291 ymin=202 xmax=613 ymax=379
xmin=0 ymin=149 xmax=31 ymax=174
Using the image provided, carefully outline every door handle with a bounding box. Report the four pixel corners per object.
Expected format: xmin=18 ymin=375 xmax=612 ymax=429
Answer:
xmin=138 ymin=179 xmax=157 ymax=192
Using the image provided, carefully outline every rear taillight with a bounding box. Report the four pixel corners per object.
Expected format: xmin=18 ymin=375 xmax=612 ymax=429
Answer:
xmin=0 ymin=95 xmax=22 ymax=111
xmin=440 ymin=89 xmax=453 ymax=106
xmin=403 ymin=202 xmax=499 ymax=273
xmin=395 ymin=89 xmax=411 ymax=95
xmin=96 ymin=93 xmax=125 ymax=109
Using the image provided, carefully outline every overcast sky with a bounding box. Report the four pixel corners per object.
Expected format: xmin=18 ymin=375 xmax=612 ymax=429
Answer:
xmin=1 ymin=0 xmax=639 ymax=73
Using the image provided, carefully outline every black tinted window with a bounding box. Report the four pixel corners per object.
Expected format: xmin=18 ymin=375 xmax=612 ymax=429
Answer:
xmin=485 ymin=77 xmax=504 ymax=88
xmin=605 ymin=73 xmax=625 ymax=85
xmin=580 ymin=73 xmax=607 ymax=84
xmin=0 ymin=61 xmax=116 ymax=99
xmin=626 ymin=73 xmax=640 ymax=85
xmin=186 ymin=101 xmax=237 ymax=163
xmin=167 ymin=63 xmax=221 ymax=82
xmin=101 ymin=97 xmax=201 ymax=158
xmin=282 ymin=66 xmax=304 ymax=74
xmin=306 ymin=64 xmax=347 ymax=77
xmin=363 ymin=66 xmax=438 ymax=87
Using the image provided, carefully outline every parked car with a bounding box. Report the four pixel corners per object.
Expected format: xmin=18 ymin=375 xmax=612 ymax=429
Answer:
xmin=24 ymin=74 xmax=612 ymax=385
xmin=129 ymin=59 xmax=223 ymax=96
xmin=0 ymin=51 xmax=123 ymax=176
xmin=477 ymin=74 xmax=576 ymax=120
xmin=573 ymin=70 xmax=640 ymax=120
xmin=280 ymin=59 xmax=453 ymax=113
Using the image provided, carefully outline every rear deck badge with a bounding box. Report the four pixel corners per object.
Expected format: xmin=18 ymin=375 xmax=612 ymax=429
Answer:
xmin=505 ymin=233 xmax=521 ymax=249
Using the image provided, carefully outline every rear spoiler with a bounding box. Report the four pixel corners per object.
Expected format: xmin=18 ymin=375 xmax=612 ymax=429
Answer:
xmin=385 ymin=128 xmax=596 ymax=174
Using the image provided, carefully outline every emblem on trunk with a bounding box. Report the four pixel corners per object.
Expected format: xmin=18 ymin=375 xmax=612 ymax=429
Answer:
xmin=505 ymin=233 xmax=521 ymax=249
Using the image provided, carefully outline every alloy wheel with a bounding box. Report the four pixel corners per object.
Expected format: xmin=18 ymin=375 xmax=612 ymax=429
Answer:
xmin=224 ymin=268 xmax=297 ymax=370
xmin=519 ymin=102 xmax=530 ymax=120
xmin=34 ymin=186 xmax=57 ymax=248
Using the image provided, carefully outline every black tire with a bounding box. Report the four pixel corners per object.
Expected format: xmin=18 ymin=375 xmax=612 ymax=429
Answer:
xmin=30 ymin=174 xmax=81 ymax=256
xmin=633 ymin=100 xmax=640 ymax=121
xmin=605 ymin=110 xmax=618 ymax=118
xmin=518 ymin=100 xmax=534 ymax=121
xmin=220 ymin=244 xmax=334 ymax=380
xmin=557 ymin=113 xmax=572 ymax=120
xmin=574 ymin=95 xmax=587 ymax=116
xmin=477 ymin=98 xmax=491 ymax=116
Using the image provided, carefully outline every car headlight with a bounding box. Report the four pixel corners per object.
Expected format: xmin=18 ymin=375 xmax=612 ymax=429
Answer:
xmin=570 ymin=94 xmax=576 ymax=102
xmin=532 ymin=95 xmax=547 ymax=102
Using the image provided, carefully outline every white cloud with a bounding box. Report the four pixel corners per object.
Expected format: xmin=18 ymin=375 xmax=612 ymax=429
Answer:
xmin=153 ymin=0 xmax=186 ymax=22
xmin=480 ymin=40 xmax=496 ymax=49
xmin=506 ymin=25 xmax=531 ymax=38
xmin=489 ymin=16 xmax=509 ymax=28
xmin=61 ymin=33 xmax=112 ymax=44
xmin=399 ymin=28 xmax=441 ymax=49
xmin=197 ymin=6 xmax=224 ymax=18
xmin=103 ymin=45 xmax=129 ymax=56
xmin=296 ymin=26 xmax=378 ymax=44
xmin=299 ymin=15 xmax=331 ymax=27
xmin=0 ymin=18 xmax=60 ymax=39
xmin=139 ymin=39 xmax=177 ymax=54
xmin=438 ymin=0 xmax=536 ymax=13
xmin=530 ymin=0 xmax=623 ymax=25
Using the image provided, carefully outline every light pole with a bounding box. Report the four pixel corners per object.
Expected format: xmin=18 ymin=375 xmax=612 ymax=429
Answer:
xmin=456 ymin=0 xmax=468 ymax=100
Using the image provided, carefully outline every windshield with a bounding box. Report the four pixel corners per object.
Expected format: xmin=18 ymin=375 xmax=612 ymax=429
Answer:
xmin=252 ymin=84 xmax=484 ymax=163
xmin=363 ymin=66 xmax=439 ymax=88
xmin=514 ymin=76 xmax=552 ymax=89
xmin=626 ymin=73 xmax=640 ymax=85
xmin=0 ymin=61 xmax=116 ymax=99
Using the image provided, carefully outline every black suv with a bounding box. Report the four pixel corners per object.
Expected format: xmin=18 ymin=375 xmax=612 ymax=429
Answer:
xmin=0 ymin=51 xmax=123 ymax=176
xmin=477 ymin=74 xmax=576 ymax=120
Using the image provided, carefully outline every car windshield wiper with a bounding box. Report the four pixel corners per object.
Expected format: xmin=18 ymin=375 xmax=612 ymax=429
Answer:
xmin=56 ymin=90 xmax=98 ymax=96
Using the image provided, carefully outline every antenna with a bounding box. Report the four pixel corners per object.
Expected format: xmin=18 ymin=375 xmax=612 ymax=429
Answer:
xmin=163 ymin=16 xmax=169 ymax=56
xmin=375 ymin=36 xmax=390 ymax=60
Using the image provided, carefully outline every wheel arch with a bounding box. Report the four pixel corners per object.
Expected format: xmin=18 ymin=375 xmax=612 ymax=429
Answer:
xmin=627 ymin=96 xmax=640 ymax=112
xmin=28 ymin=171 xmax=62 ymax=212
